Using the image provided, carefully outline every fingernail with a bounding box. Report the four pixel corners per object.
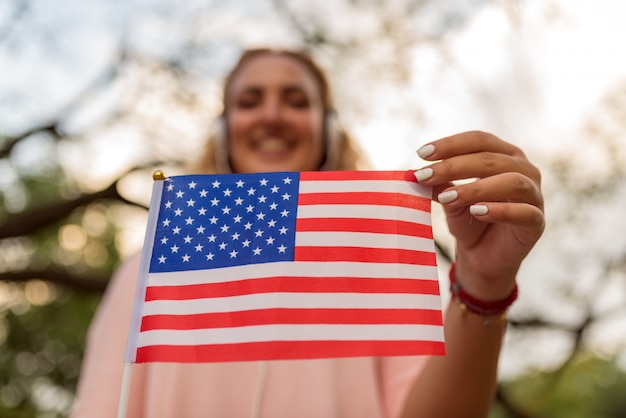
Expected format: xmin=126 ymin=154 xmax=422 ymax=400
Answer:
xmin=470 ymin=205 xmax=489 ymax=215
xmin=438 ymin=190 xmax=458 ymax=204
xmin=414 ymin=168 xmax=433 ymax=182
xmin=416 ymin=144 xmax=435 ymax=159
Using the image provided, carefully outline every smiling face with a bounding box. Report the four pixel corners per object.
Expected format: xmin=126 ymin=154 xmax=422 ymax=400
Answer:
xmin=224 ymin=53 xmax=326 ymax=173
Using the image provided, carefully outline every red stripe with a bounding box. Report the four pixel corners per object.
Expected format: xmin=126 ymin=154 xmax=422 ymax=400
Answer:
xmin=299 ymin=170 xmax=413 ymax=182
xmin=295 ymin=217 xmax=433 ymax=239
xmin=298 ymin=191 xmax=431 ymax=212
xmin=145 ymin=277 xmax=440 ymax=301
xmin=140 ymin=308 xmax=444 ymax=331
xmin=295 ymin=247 xmax=437 ymax=266
xmin=135 ymin=340 xmax=445 ymax=363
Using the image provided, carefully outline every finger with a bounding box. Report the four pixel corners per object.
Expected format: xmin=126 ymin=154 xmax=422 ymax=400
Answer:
xmin=435 ymin=172 xmax=544 ymax=209
xmin=415 ymin=152 xmax=540 ymax=186
xmin=417 ymin=130 xmax=524 ymax=161
xmin=469 ymin=202 xmax=545 ymax=238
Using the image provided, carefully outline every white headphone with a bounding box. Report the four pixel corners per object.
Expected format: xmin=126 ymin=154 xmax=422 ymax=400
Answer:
xmin=213 ymin=111 xmax=344 ymax=173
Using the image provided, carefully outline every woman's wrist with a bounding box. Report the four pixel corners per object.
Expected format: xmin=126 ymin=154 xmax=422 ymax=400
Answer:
xmin=449 ymin=262 xmax=518 ymax=325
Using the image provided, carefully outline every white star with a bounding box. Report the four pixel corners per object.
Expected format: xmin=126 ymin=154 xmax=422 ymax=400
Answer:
xmin=260 ymin=178 xmax=268 ymax=186
xmin=256 ymin=212 xmax=266 ymax=220
xmin=247 ymin=187 xmax=256 ymax=196
xmin=269 ymin=203 xmax=278 ymax=210
xmin=219 ymin=242 xmax=228 ymax=250
xmin=183 ymin=235 xmax=192 ymax=244
xmin=242 ymin=239 xmax=251 ymax=247
xmin=277 ymin=245 xmax=287 ymax=253
xmin=182 ymin=254 xmax=190 ymax=262
xmin=195 ymin=244 xmax=204 ymax=252
xmin=172 ymin=226 xmax=181 ymax=234
xmin=187 ymin=198 xmax=195 ymax=207
xmin=266 ymin=237 xmax=275 ymax=245
xmin=271 ymin=185 xmax=279 ymax=193
xmin=185 ymin=217 xmax=194 ymax=225
xmin=158 ymin=255 xmax=167 ymax=263
xmin=199 ymin=189 xmax=208 ymax=197
xmin=233 ymin=215 xmax=242 ymax=223
xmin=209 ymin=216 xmax=218 ymax=224
xmin=221 ymin=224 xmax=230 ymax=232
xmin=234 ymin=197 xmax=244 ymax=205
xmin=176 ymin=190 xmax=184 ymax=198
xmin=170 ymin=245 xmax=179 ymax=253
xmin=282 ymin=193 xmax=291 ymax=201
xmin=280 ymin=209 xmax=289 ymax=217
xmin=283 ymin=177 xmax=292 ymax=184
xmin=231 ymin=232 xmax=240 ymax=240
xmin=162 ymin=219 xmax=171 ymax=227
xmin=255 ymin=229 xmax=264 ymax=237
xmin=206 ymin=252 xmax=214 ymax=260
xmin=196 ymin=225 xmax=206 ymax=234
xmin=246 ymin=205 xmax=254 ymax=213
xmin=258 ymin=195 xmax=267 ymax=203
xmin=212 ymin=180 xmax=220 ymax=188
xmin=267 ymin=219 xmax=276 ymax=227
xmin=222 ymin=206 xmax=231 ymax=215
xmin=244 ymin=222 xmax=252 ymax=230
xmin=165 ymin=201 xmax=173 ymax=208
xmin=198 ymin=207 xmax=207 ymax=215
xmin=223 ymin=188 xmax=232 ymax=197
xmin=174 ymin=208 xmax=183 ymax=216
xmin=236 ymin=180 xmax=245 ymax=188
xmin=208 ymin=234 xmax=217 ymax=242
xmin=167 ymin=183 xmax=174 ymax=191
xmin=188 ymin=181 xmax=197 ymax=189
xmin=160 ymin=236 xmax=168 ymax=244
xmin=279 ymin=226 xmax=288 ymax=235
xmin=210 ymin=198 xmax=219 ymax=206
xmin=252 ymin=247 xmax=262 ymax=255
xmin=229 ymin=250 xmax=238 ymax=258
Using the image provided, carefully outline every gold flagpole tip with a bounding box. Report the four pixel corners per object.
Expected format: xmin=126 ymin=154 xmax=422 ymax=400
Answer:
xmin=153 ymin=170 xmax=166 ymax=181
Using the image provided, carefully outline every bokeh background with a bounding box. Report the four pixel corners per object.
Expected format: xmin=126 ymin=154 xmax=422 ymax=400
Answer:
xmin=1 ymin=0 xmax=626 ymax=417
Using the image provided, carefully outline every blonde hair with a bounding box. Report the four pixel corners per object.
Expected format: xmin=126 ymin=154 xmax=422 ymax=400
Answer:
xmin=191 ymin=48 xmax=368 ymax=174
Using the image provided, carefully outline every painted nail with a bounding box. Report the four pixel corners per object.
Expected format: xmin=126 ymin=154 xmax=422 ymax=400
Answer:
xmin=416 ymin=144 xmax=435 ymax=159
xmin=470 ymin=205 xmax=489 ymax=216
xmin=438 ymin=190 xmax=458 ymax=204
xmin=413 ymin=168 xmax=433 ymax=182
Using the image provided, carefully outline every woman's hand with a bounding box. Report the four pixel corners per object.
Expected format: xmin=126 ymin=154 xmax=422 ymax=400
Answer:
xmin=414 ymin=131 xmax=545 ymax=301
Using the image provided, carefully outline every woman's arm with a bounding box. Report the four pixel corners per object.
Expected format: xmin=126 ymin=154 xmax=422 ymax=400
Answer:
xmin=401 ymin=131 xmax=545 ymax=418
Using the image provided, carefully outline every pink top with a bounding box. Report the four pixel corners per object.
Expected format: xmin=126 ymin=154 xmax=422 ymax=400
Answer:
xmin=72 ymin=254 xmax=427 ymax=418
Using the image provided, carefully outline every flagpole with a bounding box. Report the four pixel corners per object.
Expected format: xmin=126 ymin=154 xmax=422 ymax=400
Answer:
xmin=117 ymin=170 xmax=167 ymax=418
xmin=116 ymin=362 xmax=133 ymax=418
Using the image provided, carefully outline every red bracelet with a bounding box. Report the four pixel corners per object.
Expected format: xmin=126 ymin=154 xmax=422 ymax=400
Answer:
xmin=449 ymin=263 xmax=518 ymax=321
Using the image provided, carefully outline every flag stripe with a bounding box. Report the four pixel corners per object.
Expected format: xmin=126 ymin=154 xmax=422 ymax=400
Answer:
xmin=142 ymin=292 xmax=442 ymax=316
xmin=298 ymin=191 xmax=431 ymax=212
xmin=135 ymin=340 xmax=446 ymax=363
xmin=295 ymin=218 xmax=433 ymax=239
xmin=295 ymin=231 xmax=434 ymax=251
xmin=294 ymin=246 xmax=437 ymax=265
xmin=295 ymin=204 xmax=431 ymax=225
xmin=137 ymin=323 xmax=445 ymax=347
xmin=299 ymin=179 xmax=430 ymax=200
xmin=145 ymin=277 xmax=440 ymax=301
xmin=140 ymin=308 xmax=444 ymax=331
xmin=147 ymin=262 xmax=440 ymax=287
xmin=299 ymin=170 xmax=417 ymax=183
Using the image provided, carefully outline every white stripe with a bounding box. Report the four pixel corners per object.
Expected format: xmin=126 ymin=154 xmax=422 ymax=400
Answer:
xmin=142 ymin=292 xmax=443 ymax=316
xmin=296 ymin=204 xmax=431 ymax=225
xmin=137 ymin=323 xmax=445 ymax=347
xmin=300 ymin=179 xmax=432 ymax=199
xmin=148 ymin=262 xmax=439 ymax=286
xmin=295 ymin=231 xmax=436 ymax=252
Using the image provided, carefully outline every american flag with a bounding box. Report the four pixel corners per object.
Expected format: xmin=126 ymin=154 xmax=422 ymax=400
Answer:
xmin=124 ymin=170 xmax=445 ymax=363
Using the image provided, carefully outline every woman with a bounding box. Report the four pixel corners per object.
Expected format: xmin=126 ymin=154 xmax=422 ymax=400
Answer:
xmin=72 ymin=48 xmax=545 ymax=418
